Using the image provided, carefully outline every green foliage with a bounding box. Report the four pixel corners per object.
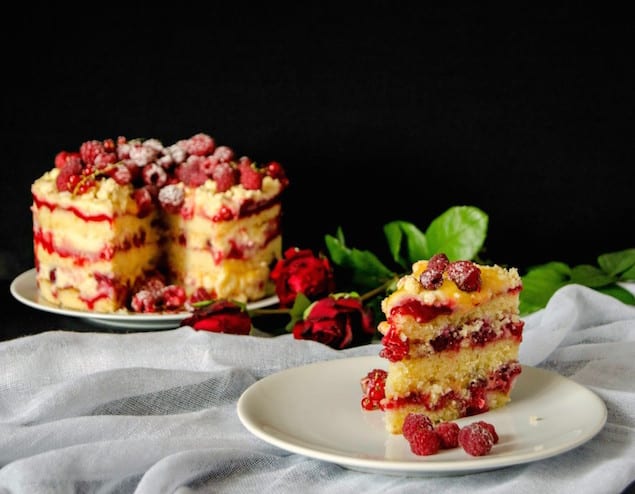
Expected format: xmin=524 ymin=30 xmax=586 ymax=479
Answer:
xmin=519 ymin=249 xmax=635 ymax=315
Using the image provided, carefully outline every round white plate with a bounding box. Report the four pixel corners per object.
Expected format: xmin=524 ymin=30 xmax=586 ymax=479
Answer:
xmin=237 ymin=355 xmax=607 ymax=477
xmin=10 ymin=268 xmax=279 ymax=330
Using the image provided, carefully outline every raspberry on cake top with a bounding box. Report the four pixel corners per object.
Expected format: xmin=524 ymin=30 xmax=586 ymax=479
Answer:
xmin=31 ymin=133 xmax=289 ymax=314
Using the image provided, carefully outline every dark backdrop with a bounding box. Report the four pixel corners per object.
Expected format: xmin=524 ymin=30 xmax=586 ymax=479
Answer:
xmin=2 ymin=5 xmax=634 ymax=287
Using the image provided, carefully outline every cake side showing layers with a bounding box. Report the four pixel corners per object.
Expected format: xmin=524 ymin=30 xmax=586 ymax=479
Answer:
xmin=163 ymin=177 xmax=284 ymax=303
xmin=370 ymin=255 xmax=524 ymax=435
xmin=32 ymin=169 xmax=163 ymax=312
xmin=31 ymin=133 xmax=289 ymax=313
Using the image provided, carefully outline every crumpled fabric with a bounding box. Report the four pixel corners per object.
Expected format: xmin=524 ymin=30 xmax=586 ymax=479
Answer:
xmin=0 ymin=284 xmax=634 ymax=493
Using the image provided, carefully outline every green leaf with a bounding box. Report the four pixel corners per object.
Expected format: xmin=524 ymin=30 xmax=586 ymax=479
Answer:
xmin=620 ymin=264 xmax=635 ymax=280
xmin=383 ymin=221 xmax=429 ymax=269
xmin=519 ymin=262 xmax=571 ymax=315
xmin=285 ymin=292 xmax=312 ymax=332
xmin=324 ymin=232 xmax=395 ymax=288
xmin=595 ymin=284 xmax=635 ymax=306
xmin=425 ymin=206 xmax=488 ymax=261
xmin=570 ymin=264 xmax=615 ymax=288
xmin=597 ymin=248 xmax=635 ymax=277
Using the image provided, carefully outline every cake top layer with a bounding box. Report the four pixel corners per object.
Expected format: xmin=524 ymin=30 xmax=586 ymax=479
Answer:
xmin=381 ymin=254 xmax=523 ymax=316
xmin=33 ymin=133 xmax=289 ymax=218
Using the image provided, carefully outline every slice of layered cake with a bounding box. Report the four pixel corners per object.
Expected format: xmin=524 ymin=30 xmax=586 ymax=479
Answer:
xmin=363 ymin=253 xmax=524 ymax=434
xmin=31 ymin=133 xmax=289 ymax=313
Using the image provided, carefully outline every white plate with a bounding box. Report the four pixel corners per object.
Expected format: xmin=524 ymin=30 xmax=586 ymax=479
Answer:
xmin=10 ymin=268 xmax=279 ymax=330
xmin=237 ymin=356 xmax=607 ymax=477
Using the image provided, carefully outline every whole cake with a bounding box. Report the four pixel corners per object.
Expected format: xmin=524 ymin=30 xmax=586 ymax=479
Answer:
xmin=31 ymin=133 xmax=289 ymax=313
xmin=361 ymin=253 xmax=524 ymax=434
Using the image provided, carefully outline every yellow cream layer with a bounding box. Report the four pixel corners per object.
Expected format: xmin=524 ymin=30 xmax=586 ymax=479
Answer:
xmin=384 ymin=339 xmax=519 ymax=400
xmin=381 ymin=261 xmax=522 ymax=319
xmin=37 ymin=280 xmax=124 ymax=313
xmin=167 ymin=238 xmax=281 ymax=302
xmin=164 ymin=203 xmax=280 ymax=254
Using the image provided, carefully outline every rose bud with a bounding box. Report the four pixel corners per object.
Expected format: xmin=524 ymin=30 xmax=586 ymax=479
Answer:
xmin=291 ymin=293 xmax=375 ymax=349
xmin=181 ymin=300 xmax=252 ymax=335
xmin=270 ymin=247 xmax=336 ymax=308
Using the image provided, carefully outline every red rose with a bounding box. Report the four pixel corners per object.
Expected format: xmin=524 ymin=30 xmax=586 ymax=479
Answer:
xmin=181 ymin=300 xmax=252 ymax=335
xmin=270 ymin=247 xmax=336 ymax=308
xmin=292 ymin=294 xmax=376 ymax=349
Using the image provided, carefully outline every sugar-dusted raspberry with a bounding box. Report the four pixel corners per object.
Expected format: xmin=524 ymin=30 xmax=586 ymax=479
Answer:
xmin=54 ymin=151 xmax=82 ymax=169
xmin=158 ymin=184 xmax=185 ymax=213
xmin=175 ymin=159 xmax=208 ymax=187
xmin=360 ymin=368 xmax=387 ymax=411
xmin=407 ymin=428 xmax=441 ymax=456
xmin=447 ymin=260 xmax=482 ymax=292
xmin=80 ymin=140 xmax=105 ymax=165
xmin=161 ymin=285 xmax=186 ymax=310
xmin=458 ymin=422 xmax=494 ymax=456
xmin=213 ymin=162 xmax=238 ymax=192
xmin=212 ymin=145 xmax=235 ymax=163
xmin=402 ymin=413 xmax=434 ymax=441
xmin=109 ymin=164 xmax=133 ymax=185
xmin=419 ymin=253 xmax=449 ymax=289
xmin=131 ymin=289 xmax=159 ymax=312
xmin=472 ymin=420 xmax=499 ymax=444
xmin=428 ymin=252 xmax=449 ymax=272
xmin=179 ymin=133 xmax=216 ymax=156
xmin=435 ymin=421 xmax=460 ymax=449
xmin=142 ymin=162 xmax=168 ymax=187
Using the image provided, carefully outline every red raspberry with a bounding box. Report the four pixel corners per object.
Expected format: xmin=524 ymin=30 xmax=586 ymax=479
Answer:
xmin=407 ymin=428 xmax=441 ymax=456
xmin=158 ymin=184 xmax=185 ymax=214
xmin=360 ymin=369 xmax=387 ymax=411
xmin=402 ymin=413 xmax=433 ymax=441
xmin=109 ymin=164 xmax=133 ymax=185
xmin=427 ymin=253 xmax=449 ymax=272
xmin=175 ymin=159 xmax=208 ymax=187
xmin=79 ymin=140 xmax=105 ymax=165
xmin=142 ymin=162 xmax=168 ymax=187
xmin=419 ymin=253 xmax=449 ymax=289
xmin=133 ymin=187 xmax=155 ymax=218
xmin=212 ymin=145 xmax=235 ymax=163
xmin=434 ymin=421 xmax=460 ymax=449
xmin=447 ymin=260 xmax=482 ymax=292
xmin=212 ymin=162 xmax=238 ymax=192
xmin=54 ymin=151 xmax=82 ymax=169
xmin=239 ymin=164 xmax=263 ymax=190
xmin=161 ymin=285 xmax=186 ymax=310
xmin=181 ymin=133 xmax=215 ymax=156
xmin=458 ymin=422 xmax=494 ymax=456
xmin=472 ymin=420 xmax=499 ymax=444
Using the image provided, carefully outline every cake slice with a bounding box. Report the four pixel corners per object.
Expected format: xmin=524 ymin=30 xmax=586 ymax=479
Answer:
xmin=367 ymin=253 xmax=524 ymax=435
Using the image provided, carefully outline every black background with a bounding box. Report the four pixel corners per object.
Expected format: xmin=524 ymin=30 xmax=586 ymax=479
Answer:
xmin=2 ymin=6 xmax=634 ymax=335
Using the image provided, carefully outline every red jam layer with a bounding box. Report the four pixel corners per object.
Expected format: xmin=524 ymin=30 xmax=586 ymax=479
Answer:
xmin=382 ymin=362 xmax=522 ymax=415
xmin=380 ymin=319 xmax=524 ymax=362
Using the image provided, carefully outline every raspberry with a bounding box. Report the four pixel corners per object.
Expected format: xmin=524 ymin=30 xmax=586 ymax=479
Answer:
xmin=447 ymin=260 xmax=482 ymax=292
xmin=158 ymin=184 xmax=185 ymax=213
xmin=360 ymin=368 xmax=387 ymax=411
xmin=427 ymin=253 xmax=449 ymax=272
xmin=435 ymin=421 xmax=460 ymax=449
xmin=54 ymin=151 xmax=82 ymax=169
xmin=472 ymin=420 xmax=499 ymax=444
xmin=402 ymin=413 xmax=433 ymax=441
xmin=181 ymin=133 xmax=215 ymax=156
xmin=142 ymin=162 xmax=168 ymax=187
xmin=419 ymin=253 xmax=449 ymax=289
xmin=239 ymin=164 xmax=263 ymax=190
xmin=212 ymin=162 xmax=238 ymax=192
xmin=212 ymin=145 xmax=235 ymax=163
xmin=80 ymin=140 xmax=105 ymax=165
xmin=408 ymin=428 xmax=441 ymax=456
xmin=175 ymin=159 xmax=208 ymax=187
xmin=458 ymin=422 xmax=494 ymax=456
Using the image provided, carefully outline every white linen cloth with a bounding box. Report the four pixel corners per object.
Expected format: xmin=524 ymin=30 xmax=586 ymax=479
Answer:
xmin=0 ymin=284 xmax=634 ymax=494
